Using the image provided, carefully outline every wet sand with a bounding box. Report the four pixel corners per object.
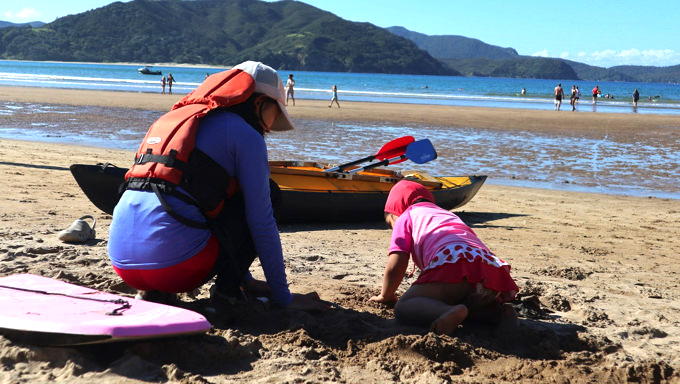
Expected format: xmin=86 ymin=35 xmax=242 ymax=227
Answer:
xmin=1 ymin=87 xmax=679 ymax=383
xmin=2 ymin=86 xmax=679 ymax=138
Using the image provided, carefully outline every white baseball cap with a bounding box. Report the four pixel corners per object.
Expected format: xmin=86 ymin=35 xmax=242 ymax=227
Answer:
xmin=233 ymin=61 xmax=295 ymax=132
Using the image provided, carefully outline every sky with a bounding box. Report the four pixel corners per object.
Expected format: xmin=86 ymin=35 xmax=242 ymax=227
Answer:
xmin=3 ymin=0 xmax=679 ymax=68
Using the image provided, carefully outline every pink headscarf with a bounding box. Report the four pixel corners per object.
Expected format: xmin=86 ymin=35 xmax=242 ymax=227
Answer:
xmin=384 ymin=180 xmax=434 ymax=216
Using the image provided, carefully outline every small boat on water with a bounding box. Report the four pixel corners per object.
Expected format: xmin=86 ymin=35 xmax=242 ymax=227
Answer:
xmin=138 ymin=66 xmax=162 ymax=75
xmin=69 ymin=161 xmax=486 ymax=224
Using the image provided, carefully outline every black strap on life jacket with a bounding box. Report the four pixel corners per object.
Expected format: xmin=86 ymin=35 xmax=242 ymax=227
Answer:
xmin=134 ymin=149 xmax=187 ymax=171
xmin=125 ymin=148 xmax=232 ymax=229
xmin=150 ymin=183 xmax=209 ymax=229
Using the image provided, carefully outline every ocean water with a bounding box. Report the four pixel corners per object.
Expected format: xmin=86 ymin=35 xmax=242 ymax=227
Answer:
xmin=1 ymin=60 xmax=680 ymax=114
xmin=0 ymin=60 xmax=678 ymax=200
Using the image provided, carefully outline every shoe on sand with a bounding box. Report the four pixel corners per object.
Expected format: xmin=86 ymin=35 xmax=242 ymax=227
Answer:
xmin=58 ymin=215 xmax=96 ymax=243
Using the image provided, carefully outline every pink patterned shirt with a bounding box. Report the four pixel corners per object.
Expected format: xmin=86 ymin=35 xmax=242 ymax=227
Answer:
xmin=389 ymin=203 xmax=507 ymax=271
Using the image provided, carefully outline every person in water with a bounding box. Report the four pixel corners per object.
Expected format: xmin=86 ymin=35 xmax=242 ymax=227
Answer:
xmin=370 ymin=180 xmax=519 ymax=334
xmin=167 ymin=73 xmax=176 ymax=94
xmin=592 ymin=85 xmax=600 ymax=104
xmin=108 ymin=61 xmax=328 ymax=312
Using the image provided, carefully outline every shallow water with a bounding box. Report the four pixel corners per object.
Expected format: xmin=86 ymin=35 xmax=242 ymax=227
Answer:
xmin=268 ymin=121 xmax=680 ymax=199
xmin=1 ymin=102 xmax=677 ymax=200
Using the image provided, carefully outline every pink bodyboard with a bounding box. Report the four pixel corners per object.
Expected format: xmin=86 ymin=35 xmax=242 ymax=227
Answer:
xmin=0 ymin=274 xmax=211 ymax=345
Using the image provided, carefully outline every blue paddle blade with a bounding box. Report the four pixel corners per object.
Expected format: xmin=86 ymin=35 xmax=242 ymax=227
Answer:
xmin=405 ymin=139 xmax=437 ymax=164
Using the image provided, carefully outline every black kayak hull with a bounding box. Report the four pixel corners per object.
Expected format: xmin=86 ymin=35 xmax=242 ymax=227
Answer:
xmin=69 ymin=163 xmax=486 ymax=223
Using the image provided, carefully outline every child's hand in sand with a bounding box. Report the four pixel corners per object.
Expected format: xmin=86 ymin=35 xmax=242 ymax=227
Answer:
xmin=288 ymin=292 xmax=330 ymax=312
xmin=369 ymin=293 xmax=398 ymax=304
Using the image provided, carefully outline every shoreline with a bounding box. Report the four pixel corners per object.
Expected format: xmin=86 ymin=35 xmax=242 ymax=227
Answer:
xmin=2 ymin=59 xmax=680 ymax=116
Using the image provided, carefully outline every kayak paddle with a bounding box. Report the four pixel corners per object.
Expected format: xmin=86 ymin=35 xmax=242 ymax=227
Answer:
xmin=348 ymin=139 xmax=437 ymax=174
xmin=324 ymin=136 xmax=415 ymax=173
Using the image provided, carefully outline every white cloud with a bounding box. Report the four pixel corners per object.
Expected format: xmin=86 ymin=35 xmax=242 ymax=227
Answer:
xmin=532 ymin=48 xmax=680 ymax=67
xmin=4 ymin=8 xmax=40 ymax=21
xmin=532 ymin=49 xmax=549 ymax=58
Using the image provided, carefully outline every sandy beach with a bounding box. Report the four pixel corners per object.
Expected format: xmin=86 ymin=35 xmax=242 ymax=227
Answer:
xmin=1 ymin=87 xmax=679 ymax=383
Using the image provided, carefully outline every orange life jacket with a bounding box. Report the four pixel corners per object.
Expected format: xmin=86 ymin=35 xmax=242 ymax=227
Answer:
xmin=124 ymin=68 xmax=255 ymax=223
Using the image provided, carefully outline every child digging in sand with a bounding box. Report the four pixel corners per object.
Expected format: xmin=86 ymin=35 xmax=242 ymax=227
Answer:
xmin=369 ymin=180 xmax=519 ymax=334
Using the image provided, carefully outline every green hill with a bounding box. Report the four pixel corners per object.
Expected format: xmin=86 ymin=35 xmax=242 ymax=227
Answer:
xmin=573 ymin=62 xmax=680 ymax=83
xmin=0 ymin=0 xmax=456 ymax=75
xmin=387 ymin=26 xmax=518 ymax=60
xmin=390 ymin=27 xmax=679 ymax=82
xmin=441 ymin=57 xmax=579 ymax=80
xmin=0 ymin=21 xmax=44 ymax=28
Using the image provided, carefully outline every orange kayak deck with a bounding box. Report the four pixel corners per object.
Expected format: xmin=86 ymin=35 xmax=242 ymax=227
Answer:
xmin=269 ymin=161 xmax=445 ymax=192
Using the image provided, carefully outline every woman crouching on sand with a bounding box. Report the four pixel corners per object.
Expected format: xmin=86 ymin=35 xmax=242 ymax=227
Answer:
xmin=370 ymin=180 xmax=519 ymax=334
xmin=108 ymin=61 xmax=327 ymax=312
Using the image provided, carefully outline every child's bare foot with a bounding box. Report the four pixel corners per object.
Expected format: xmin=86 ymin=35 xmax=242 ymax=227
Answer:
xmin=430 ymin=304 xmax=469 ymax=335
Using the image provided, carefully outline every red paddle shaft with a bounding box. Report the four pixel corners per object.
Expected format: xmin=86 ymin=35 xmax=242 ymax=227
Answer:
xmin=324 ymin=136 xmax=415 ymax=173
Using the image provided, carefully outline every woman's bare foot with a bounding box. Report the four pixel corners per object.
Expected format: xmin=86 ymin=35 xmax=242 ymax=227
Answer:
xmin=430 ymin=304 xmax=469 ymax=335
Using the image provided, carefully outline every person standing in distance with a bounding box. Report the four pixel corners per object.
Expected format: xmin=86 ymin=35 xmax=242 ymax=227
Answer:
xmin=167 ymin=73 xmax=176 ymax=95
xmin=554 ymin=83 xmax=564 ymax=111
xmin=632 ymin=89 xmax=640 ymax=107
xmin=285 ymin=74 xmax=295 ymax=106
xmin=592 ymin=85 xmax=600 ymax=104
xmin=328 ymin=84 xmax=340 ymax=108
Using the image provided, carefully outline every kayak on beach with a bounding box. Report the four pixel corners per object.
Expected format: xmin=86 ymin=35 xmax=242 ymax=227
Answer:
xmin=269 ymin=160 xmax=485 ymax=223
xmin=69 ymin=162 xmax=486 ymax=223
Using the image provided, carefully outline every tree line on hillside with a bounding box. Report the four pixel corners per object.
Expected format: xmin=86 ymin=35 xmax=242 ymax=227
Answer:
xmin=0 ymin=0 xmax=677 ymax=81
xmin=0 ymin=0 xmax=453 ymax=75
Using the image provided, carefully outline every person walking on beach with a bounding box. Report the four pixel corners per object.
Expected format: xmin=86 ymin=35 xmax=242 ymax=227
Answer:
xmin=370 ymin=180 xmax=519 ymax=334
xmin=554 ymin=83 xmax=564 ymax=111
xmin=328 ymin=84 xmax=340 ymax=108
xmin=570 ymin=85 xmax=578 ymax=111
xmin=160 ymin=76 xmax=166 ymax=94
xmin=167 ymin=73 xmax=175 ymax=95
xmin=592 ymin=85 xmax=600 ymax=104
xmin=632 ymin=89 xmax=640 ymax=107
xmin=285 ymin=74 xmax=295 ymax=106
xmin=108 ymin=61 xmax=328 ymax=312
